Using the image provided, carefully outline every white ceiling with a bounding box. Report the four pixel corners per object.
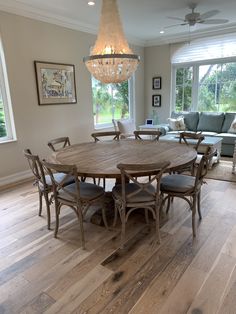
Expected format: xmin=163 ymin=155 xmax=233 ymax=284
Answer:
xmin=0 ymin=0 xmax=236 ymax=46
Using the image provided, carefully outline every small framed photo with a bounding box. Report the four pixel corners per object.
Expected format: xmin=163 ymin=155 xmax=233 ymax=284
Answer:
xmin=153 ymin=76 xmax=162 ymax=90
xmin=152 ymin=94 xmax=161 ymax=107
xmin=34 ymin=61 xmax=77 ymax=105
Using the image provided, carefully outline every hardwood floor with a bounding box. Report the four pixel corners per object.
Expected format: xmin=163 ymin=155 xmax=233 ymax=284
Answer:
xmin=0 ymin=178 xmax=236 ymax=313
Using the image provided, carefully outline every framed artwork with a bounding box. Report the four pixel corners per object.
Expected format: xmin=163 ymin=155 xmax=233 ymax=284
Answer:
xmin=152 ymin=76 xmax=162 ymax=90
xmin=34 ymin=61 xmax=77 ymax=105
xmin=152 ymin=94 xmax=161 ymax=107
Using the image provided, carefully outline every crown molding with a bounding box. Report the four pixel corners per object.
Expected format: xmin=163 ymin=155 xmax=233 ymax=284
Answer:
xmin=144 ymin=23 xmax=236 ymax=47
xmin=0 ymin=1 xmax=235 ymax=48
xmin=0 ymin=2 xmax=99 ymax=34
xmin=0 ymin=1 xmax=146 ymax=47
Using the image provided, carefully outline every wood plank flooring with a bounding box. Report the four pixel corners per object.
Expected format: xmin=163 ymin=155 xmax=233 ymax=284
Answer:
xmin=0 ymin=178 xmax=236 ymax=313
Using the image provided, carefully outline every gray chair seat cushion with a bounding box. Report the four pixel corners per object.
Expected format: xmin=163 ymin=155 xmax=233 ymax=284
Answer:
xmin=161 ymin=174 xmax=195 ymax=193
xmin=59 ymin=182 xmax=104 ymax=201
xmin=112 ymin=183 xmax=155 ymax=203
xmin=39 ymin=172 xmax=74 ymax=190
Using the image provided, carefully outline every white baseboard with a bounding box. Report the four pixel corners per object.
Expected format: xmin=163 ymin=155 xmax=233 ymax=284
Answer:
xmin=0 ymin=170 xmax=33 ymax=188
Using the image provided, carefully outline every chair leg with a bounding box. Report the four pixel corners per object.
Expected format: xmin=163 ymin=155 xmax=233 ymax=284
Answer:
xmin=113 ymin=202 xmax=119 ymax=227
xmin=197 ymin=191 xmax=202 ymax=220
xmin=155 ymin=205 xmax=160 ymax=244
xmin=192 ymin=197 xmax=197 ymax=237
xmin=103 ymin=178 xmax=106 ymax=190
xmin=101 ymin=199 xmax=109 ymax=229
xmin=54 ymin=202 xmax=60 ymax=238
xmin=120 ymin=209 xmax=126 ymax=248
xmin=166 ymin=196 xmax=171 ymax=214
xmin=44 ymin=192 xmax=51 ymax=230
xmin=38 ymin=189 xmax=43 ymax=216
xmin=145 ymin=208 xmax=149 ymax=225
xmin=77 ymin=210 xmax=85 ymax=250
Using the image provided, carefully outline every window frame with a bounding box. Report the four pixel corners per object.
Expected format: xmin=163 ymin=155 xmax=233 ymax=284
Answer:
xmin=92 ymin=75 xmax=134 ymax=130
xmin=0 ymin=39 xmax=16 ymax=143
xmin=171 ymin=56 xmax=236 ymax=112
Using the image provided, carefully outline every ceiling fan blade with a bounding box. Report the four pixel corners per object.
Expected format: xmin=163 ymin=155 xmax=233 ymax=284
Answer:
xmin=164 ymin=23 xmax=188 ymax=29
xmin=167 ymin=16 xmax=185 ymax=22
xmin=199 ymin=18 xmax=229 ymax=24
xmin=199 ymin=10 xmax=219 ymax=20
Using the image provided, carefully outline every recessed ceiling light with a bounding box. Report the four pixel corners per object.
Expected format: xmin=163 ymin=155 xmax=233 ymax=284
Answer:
xmin=160 ymin=30 xmax=165 ymax=34
xmin=88 ymin=1 xmax=95 ymax=5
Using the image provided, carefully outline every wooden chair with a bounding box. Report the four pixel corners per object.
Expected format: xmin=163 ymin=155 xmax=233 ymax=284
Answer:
xmin=160 ymin=147 xmax=216 ymax=237
xmin=42 ymin=161 xmax=106 ymax=249
xmin=179 ymin=132 xmax=205 ymax=152
xmin=23 ymin=149 xmax=74 ymax=229
xmin=91 ymin=131 xmax=121 ymax=142
xmin=91 ymin=131 xmax=120 ymax=189
xmin=48 ymin=137 xmax=71 ymax=152
xmin=134 ymin=130 xmax=162 ymax=141
xmin=178 ymin=132 xmax=205 ymax=174
xmin=112 ymin=161 xmax=170 ymax=247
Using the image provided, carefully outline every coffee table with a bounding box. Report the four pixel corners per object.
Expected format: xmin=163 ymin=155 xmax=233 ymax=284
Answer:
xmin=159 ymin=134 xmax=223 ymax=168
xmin=139 ymin=124 xmax=169 ymax=135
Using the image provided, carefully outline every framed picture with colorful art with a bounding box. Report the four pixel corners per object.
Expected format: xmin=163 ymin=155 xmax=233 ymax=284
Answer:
xmin=34 ymin=61 xmax=77 ymax=105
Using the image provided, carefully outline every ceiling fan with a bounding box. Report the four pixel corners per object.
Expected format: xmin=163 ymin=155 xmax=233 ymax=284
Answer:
xmin=165 ymin=3 xmax=229 ymax=29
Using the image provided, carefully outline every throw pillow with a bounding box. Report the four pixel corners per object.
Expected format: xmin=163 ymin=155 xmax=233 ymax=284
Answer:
xmin=168 ymin=117 xmax=186 ymax=131
xmin=117 ymin=120 xmax=135 ymax=134
xmin=228 ymin=116 xmax=236 ymax=133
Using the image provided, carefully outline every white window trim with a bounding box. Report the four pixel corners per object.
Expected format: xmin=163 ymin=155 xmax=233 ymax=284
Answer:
xmin=0 ymin=39 xmax=16 ymax=143
xmin=171 ymin=56 xmax=236 ymax=111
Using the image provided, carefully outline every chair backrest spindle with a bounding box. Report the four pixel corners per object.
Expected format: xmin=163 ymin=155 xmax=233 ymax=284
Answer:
xmin=179 ymin=132 xmax=204 ymax=151
xmin=117 ymin=161 xmax=170 ymax=205
xmin=134 ymin=130 xmax=162 ymax=141
xmin=42 ymin=161 xmax=81 ymax=201
xmin=48 ymin=137 xmax=71 ymax=152
xmin=91 ymin=131 xmax=121 ymax=142
xmin=23 ymin=149 xmax=47 ymax=188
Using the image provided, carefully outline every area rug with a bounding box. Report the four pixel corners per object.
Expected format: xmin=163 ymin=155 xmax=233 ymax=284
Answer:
xmin=205 ymin=158 xmax=236 ymax=182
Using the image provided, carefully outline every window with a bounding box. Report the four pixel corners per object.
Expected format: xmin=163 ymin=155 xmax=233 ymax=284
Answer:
xmin=171 ymin=34 xmax=236 ymax=113
xmin=175 ymin=67 xmax=193 ymax=112
xmin=198 ymin=63 xmax=236 ymax=112
xmin=91 ymin=77 xmax=133 ymax=128
xmin=0 ymin=39 xmax=16 ymax=142
xmin=173 ymin=61 xmax=236 ymax=113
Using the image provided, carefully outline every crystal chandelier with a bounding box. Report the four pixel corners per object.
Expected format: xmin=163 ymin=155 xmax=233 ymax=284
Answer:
xmin=83 ymin=0 xmax=140 ymax=84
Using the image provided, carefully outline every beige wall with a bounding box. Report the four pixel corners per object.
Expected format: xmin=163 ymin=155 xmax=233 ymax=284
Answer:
xmin=144 ymin=44 xmax=172 ymax=124
xmin=0 ymin=11 xmax=144 ymax=179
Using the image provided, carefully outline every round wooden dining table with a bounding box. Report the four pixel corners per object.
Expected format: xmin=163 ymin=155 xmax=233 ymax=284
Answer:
xmin=49 ymin=140 xmax=197 ymax=179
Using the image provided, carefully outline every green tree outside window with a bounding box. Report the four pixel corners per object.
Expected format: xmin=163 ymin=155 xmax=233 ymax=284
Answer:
xmin=92 ymin=77 xmax=130 ymax=126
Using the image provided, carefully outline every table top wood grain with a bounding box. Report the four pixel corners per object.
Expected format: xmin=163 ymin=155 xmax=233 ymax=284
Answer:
xmin=49 ymin=140 xmax=197 ymax=179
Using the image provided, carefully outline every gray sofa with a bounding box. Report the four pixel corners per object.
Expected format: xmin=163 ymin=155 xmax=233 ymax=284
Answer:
xmin=166 ymin=112 xmax=236 ymax=156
